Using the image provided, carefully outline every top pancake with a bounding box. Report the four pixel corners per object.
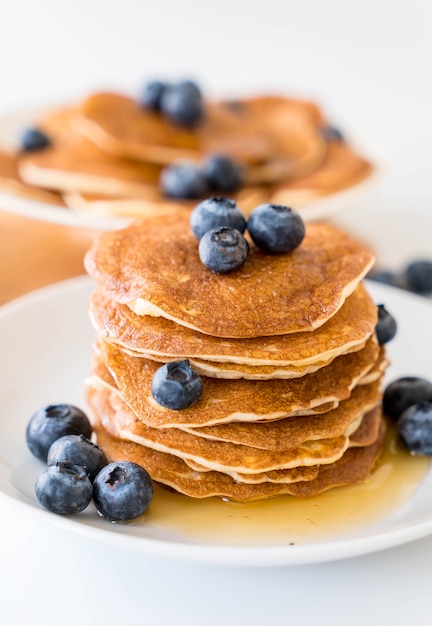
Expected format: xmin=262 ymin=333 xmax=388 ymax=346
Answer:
xmin=84 ymin=214 xmax=374 ymax=338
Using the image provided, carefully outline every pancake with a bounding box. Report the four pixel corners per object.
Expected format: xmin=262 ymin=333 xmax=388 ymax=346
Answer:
xmin=88 ymin=283 xmax=377 ymax=369
xmin=88 ymin=384 xmax=381 ymax=473
xmin=181 ymin=405 xmax=382 ymax=483
xmin=92 ymin=399 xmax=386 ymax=501
xmin=63 ymin=184 xmax=268 ymax=219
xmin=0 ymin=149 xmax=64 ymax=206
xmin=270 ymin=140 xmax=374 ymax=205
xmin=126 ymin=347 xmax=368 ymax=380
xmin=72 ymin=91 xmax=327 ymax=180
xmin=180 ymin=379 xmax=383 ymax=449
xmin=105 ymin=389 xmax=352 ymax=473
xmin=91 ymin=335 xmax=380 ymax=428
xmin=84 ymin=215 xmax=375 ymax=338
xmin=89 ymin=357 xmax=382 ymax=450
xmin=18 ymin=134 xmax=163 ymax=197
xmin=0 ymin=88 xmax=375 ymax=225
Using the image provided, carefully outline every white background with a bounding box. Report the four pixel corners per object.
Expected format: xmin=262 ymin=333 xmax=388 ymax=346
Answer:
xmin=1 ymin=0 xmax=431 ymax=262
xmin=1 ymin=2 xmax=432 ymax=625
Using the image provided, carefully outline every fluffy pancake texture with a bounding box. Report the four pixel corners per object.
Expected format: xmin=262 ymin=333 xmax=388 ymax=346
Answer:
xmin=0 ymin=149 xmax=64 ymax=206
xmin=91 ymin=389 xmax=385 ymax=501
xmin=88 ymin=282 xmax=377 ymax=367
xmin=90 ymin=336 xmax=381 ymax=428
xmin=84 ymin=214 xmax=374 ymax=338
xmin=1 ymin=87 xmax=375 ymax=222
xmin=85 ymin=211 xmax=387 ymax=502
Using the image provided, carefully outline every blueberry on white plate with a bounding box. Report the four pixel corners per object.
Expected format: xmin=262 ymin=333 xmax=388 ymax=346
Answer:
xmin=26 ymin=403 xmax=92 ymax=462
xmin=375 ymin=304 xmax=397 ymax=345
xmin=383 ymin=377 xmax=432 ymax=421
xmin=397 ymin=402 xmax=432 ymax=455
xmin=93 ymin=461 xmax=154 ymax=522
xmin=405 ymin=260 xmax=432 ymax=295
xmin=47 ymin=434 xmax=109 ymax=482
xmin=35 ymin=461 xmax=93 ymax=516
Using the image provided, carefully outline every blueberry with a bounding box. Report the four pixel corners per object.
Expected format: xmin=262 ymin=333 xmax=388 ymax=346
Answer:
xmin=93 ymin=461 xmax=153 ymax=521
xmin=223 ymin=100 xmax=245 ymax=115
xmin=160 ymin=81 xmax=203 ymax=127
xmin=199 ymin=226 xmax=249 ymax=274
xmin=139 ymin=80 xmax=167 ymax=111
xmin=320 ymin=125 xmax=344 ymax=142
xmin=368 ymin=270 xmax=403 ymax=288
xmin=397 ymin=402 xmax=432 ymax=455
xmin=375 ymin=304 xmax=397 ymax=345
xmin=383 ymin=377 xmax=432 ymax=421
xmin=202 ymin=155 xmax=242 ymax=192
xmin=190 ymin=196 xmax=247 ymax=240
xmin=20 ymin=127 xmax=51 ymax=152
xmin=159 ymin=162 xmax=209 ymax=199
xmin=47 ymin=434 xmax=109 ymax=482
xmin=247 ymin=204 xmax=305 ymax=254
xmin=151 ymin=360 xmax=203 ymax=410
xmin=26 ymin=404 xmax=92 ymax=462
xmin=35 ymin=461 xmax=93 ymax=516
xmin=404 ymin=260 xmax=432 ymax=295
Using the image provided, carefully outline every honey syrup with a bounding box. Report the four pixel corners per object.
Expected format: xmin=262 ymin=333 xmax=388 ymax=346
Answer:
xmin=143 ymin=425 xmax=431 ymax=546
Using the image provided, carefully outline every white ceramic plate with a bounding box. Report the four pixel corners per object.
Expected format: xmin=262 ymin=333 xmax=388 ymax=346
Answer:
xmin=1 ymin=276 xmax=432 ymax=566
xmin=0 ymin=105 xmax=383 ymax=230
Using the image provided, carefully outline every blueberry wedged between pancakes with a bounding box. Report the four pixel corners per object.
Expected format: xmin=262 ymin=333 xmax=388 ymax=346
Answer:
xmin=83 ymin=212 xmax=390 ymax=502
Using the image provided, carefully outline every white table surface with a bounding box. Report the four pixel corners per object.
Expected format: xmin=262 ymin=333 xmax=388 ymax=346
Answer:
xmin=1 ymin=1 xmax=432 ymax=624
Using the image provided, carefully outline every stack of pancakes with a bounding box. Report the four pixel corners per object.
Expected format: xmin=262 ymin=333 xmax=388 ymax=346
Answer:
xmin=84 ymin=212 xmax=388 ymax=502
xmin=0 ymin=89 xmax=374 ymax=220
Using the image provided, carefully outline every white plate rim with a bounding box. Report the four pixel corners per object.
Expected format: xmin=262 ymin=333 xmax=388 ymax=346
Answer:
xmin=1 ymin=276 xmax=432 ymax=568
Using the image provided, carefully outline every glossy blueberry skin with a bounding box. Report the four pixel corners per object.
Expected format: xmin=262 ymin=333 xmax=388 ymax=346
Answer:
xmin=397 ymin=402 xmax=432 ymax=455
xmin=160 ymin=81 xmax=203 ymax=127
xmin=20 ymin=127 xmax=51 ymax=152
xmin=159 ymin=162 xmax=209 ymax=199
xmin=383 ymin=377 xmax=432 ymax=421
xmin=47 ymin=434 xmax=108 ymax=482
xmin=152 ymin=360 xmax=203 ymax=410
xmin=375 ymin=304 xmax=397 ymax=345
xmin=202 ymin=155 xmax=242 ymax=193
xmin=93 ymin=461 xmax=153 ymax=522
xmin=35 ymin=461 xmax=93 ymax=516
xmin=190 ymin=196 xmax=246 ymax=239
xmin=139 ymin=80 xmax=167 ymax=111
xmin=247 ymin=204 xmax=305 ymax=254
xmin=199 ymin=226 xmax=249 ymax=274
xmin=404 ymin=260 xmax=432 ymax=294
xmin=26 ymin=404 xmax=92 ymax=462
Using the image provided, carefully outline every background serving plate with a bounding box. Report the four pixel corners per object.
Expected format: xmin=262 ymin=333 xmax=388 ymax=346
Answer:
xmin=0 ymin=104 xmax=383 ymax=230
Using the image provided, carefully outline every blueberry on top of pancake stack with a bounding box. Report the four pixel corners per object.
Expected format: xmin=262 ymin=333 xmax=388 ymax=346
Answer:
xmin=84 ymin=198 xmax=392 ymax=502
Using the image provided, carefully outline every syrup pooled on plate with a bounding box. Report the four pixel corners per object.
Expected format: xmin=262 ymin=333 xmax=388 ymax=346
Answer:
xmin=143 ymin=426 xmax=431 ymax=546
